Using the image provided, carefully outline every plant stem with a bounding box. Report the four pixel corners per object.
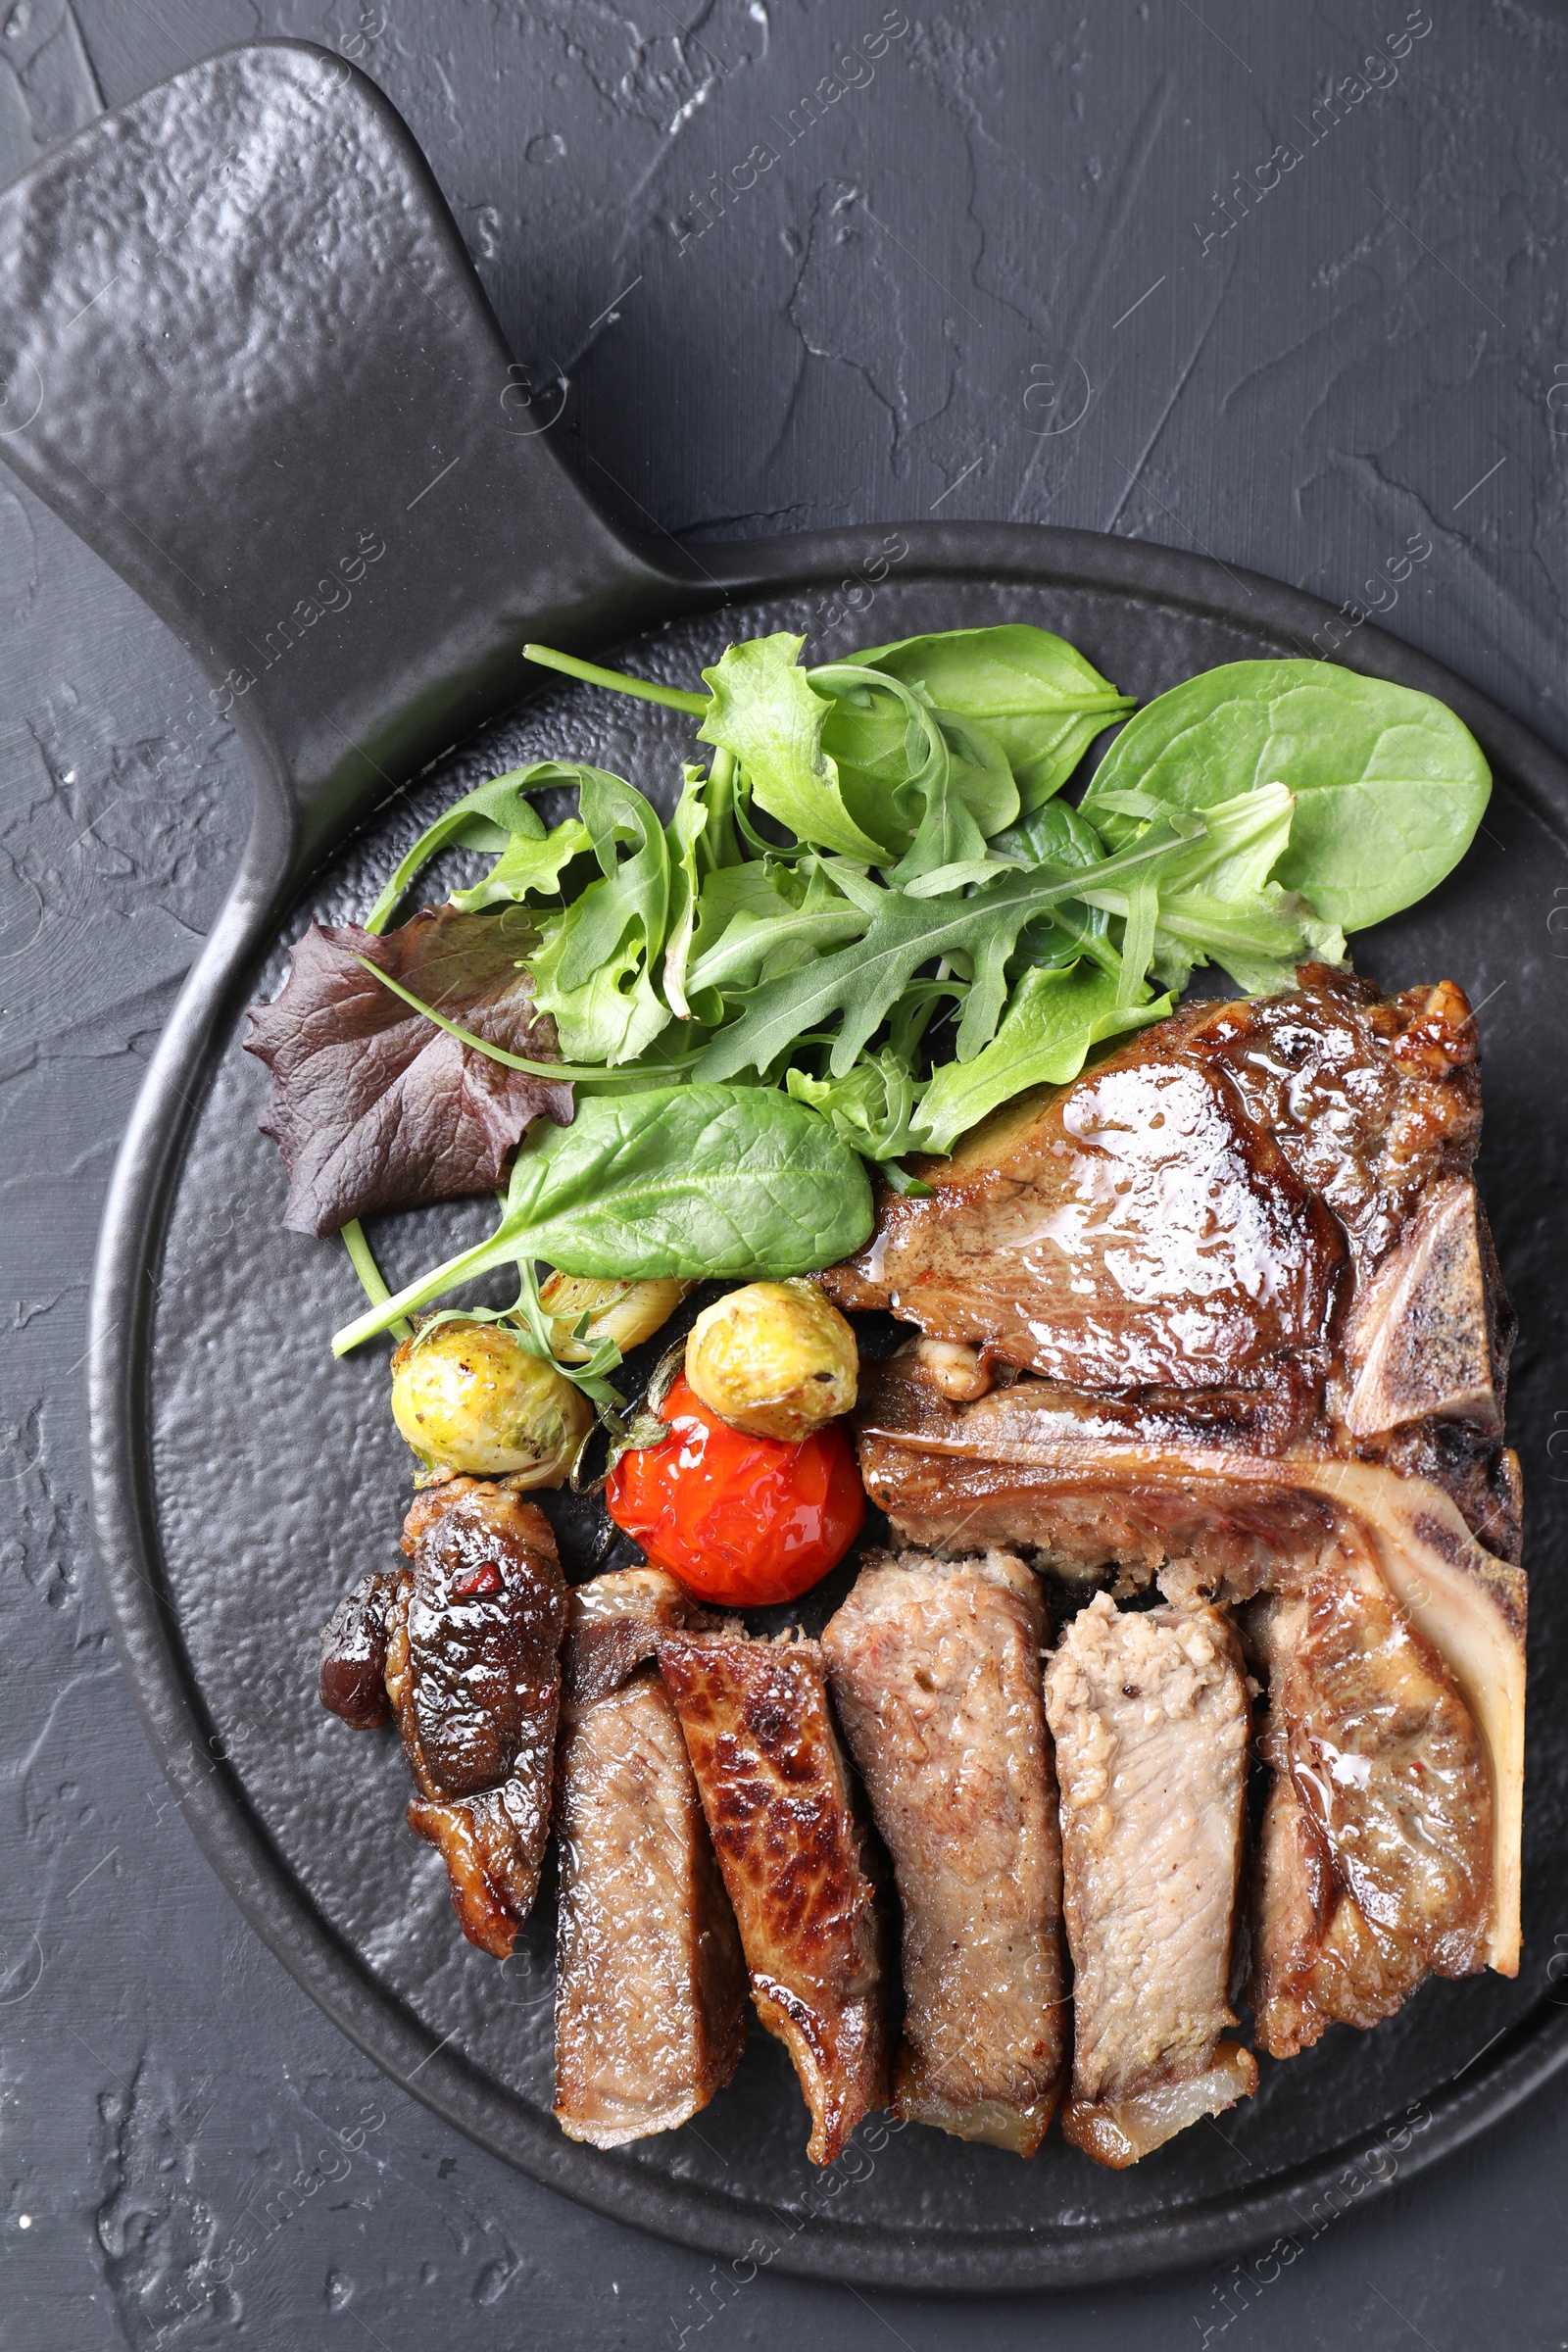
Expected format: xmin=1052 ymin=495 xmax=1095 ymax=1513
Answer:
xmin=523 ymin=642 xmax=710 ymax=715
xmin=350 ymin=955 xmax=687 ymax=1079
xmin=340 ymin=1219 xmax=414 ymax=1344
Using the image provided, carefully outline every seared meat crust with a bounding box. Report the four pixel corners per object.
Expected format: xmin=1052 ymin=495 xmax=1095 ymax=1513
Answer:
xmin=830 ymin=973 xmax=1484 ymax=1381
xmin=823 ymin=1551 xmax=1067 ymax=2154
xmin=834 ymin=973 xmax=1515 ymax=1562
xmin=657 ymin=1630 xmax=887 ymax=2165
xmin=388 ymin=1480 xmax=566 ymax=1955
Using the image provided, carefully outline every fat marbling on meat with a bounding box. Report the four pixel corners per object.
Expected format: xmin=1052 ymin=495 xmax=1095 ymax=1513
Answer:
xmin=657 ymin=1629 xmax=887 ymax=2165
xmin=823 ymin=1550 xmax=1067 ymax=2154
xmin=1044 ymin=1593 xmax=1255 ymax=2166
xmin=318 ymin=1477 xmax=567 ymax=1958
xmin=553 ymin=1571 xmax=748 ymax=2148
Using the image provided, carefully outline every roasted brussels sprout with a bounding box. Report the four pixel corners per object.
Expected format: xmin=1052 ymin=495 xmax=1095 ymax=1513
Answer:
xmin=684 ymin=1280 xmax=858 ymax=1442
xmin=538 ymin=1273 xmax=690 ymax=1364
xmin=390 ymin=1318 xmax=592 ymax=1487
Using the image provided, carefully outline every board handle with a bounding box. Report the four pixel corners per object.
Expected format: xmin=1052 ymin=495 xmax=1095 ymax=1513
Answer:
xmin=0 ymin=40 xmax=695 ymax=868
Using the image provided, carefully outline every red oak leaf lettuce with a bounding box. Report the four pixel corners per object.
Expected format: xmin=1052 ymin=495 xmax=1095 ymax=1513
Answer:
xmin=244 ymin=906 xmax=571 ymax=1237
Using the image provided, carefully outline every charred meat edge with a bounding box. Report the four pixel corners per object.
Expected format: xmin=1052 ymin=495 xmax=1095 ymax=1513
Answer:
xmin=318 ymin=1479 xmax=568 ymax=1960
xmin=657 ymin=1630 xmax=888 ymax=2166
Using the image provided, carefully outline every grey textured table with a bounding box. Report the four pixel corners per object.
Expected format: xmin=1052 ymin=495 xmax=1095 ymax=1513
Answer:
xmin=2 ymin=4 xmax=1565 ymax=2346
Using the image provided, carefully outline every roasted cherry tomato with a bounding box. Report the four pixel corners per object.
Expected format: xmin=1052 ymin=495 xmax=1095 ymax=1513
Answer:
xmin=604 ymin=1373 xmax=864 ymax=1606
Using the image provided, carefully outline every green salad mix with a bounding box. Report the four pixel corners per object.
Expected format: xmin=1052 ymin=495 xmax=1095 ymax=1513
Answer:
xmin=243 ymin=623 xmax=1491 ymax=1360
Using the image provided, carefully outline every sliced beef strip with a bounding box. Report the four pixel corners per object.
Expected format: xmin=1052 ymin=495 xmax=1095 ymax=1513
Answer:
xmin=554 ymin=1571 xmax=748 ymax=2150
xmin=822 ymin=1550 xmax=1067 ymax=2155
xmin=1249 ymin=1524 xmax=1494 ymax=2059
xmin=387 ymin=1479 xmax=567 ymax=1957
xmin=1044 ymin=1593 xmax=1255 ymax=2167
xmin=657 ymin=1630 xmax=887 ymax=2166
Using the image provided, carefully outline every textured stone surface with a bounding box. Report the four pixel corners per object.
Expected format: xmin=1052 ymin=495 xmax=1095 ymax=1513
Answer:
xmin=3 ymin=3 xmax=1567 ymax=2346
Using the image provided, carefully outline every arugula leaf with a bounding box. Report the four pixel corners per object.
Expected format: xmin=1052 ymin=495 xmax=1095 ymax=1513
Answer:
xmin=553 ymin=770 xmax=671 ymax=988
xmin=449 ymin=817 xmax=592 ymax=911
xmin=663 ymin=753 xmax=747 ymax=1017
xmin=686 ymin=867 xmax=870 ymax=1003
xmin=245 ymin=906 xmax=570 ymax=1238
xmin=912 ymin=959 xmax=1172 ymax=1154
xmin=847 ymin=624 xmax=1135 ymax=809
xmin=697 ymin=633 xmax=892 ymax=861
xmin=1135 ymin=782 xmax=1345 ymax=995
xmin=662 ymin=764 xmax=710 ymax=1020
xmin=1080 ymin=660 xmax=1491 ymax=931
xmin=365 ymin=761 xmax=602 ymax=935
xmin=528 ymin=921 xmax=671 ymax=1064
xmin=693 ymin=819 xmax=1204 ymax=1081
xmin=522 ymin=769 xmax=677 ymax=1062
xmin=330 ymin=1087 xmax=875 ymax=1352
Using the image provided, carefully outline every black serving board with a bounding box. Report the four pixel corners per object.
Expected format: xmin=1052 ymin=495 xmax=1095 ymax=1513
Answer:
xmin=1 ymin=39 xmax=1564 ymax=2294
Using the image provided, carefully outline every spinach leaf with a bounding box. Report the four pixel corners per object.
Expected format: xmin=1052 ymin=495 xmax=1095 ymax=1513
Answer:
xmin=813 ymin=666 xmax=1020 ymax=875
xmin=912 ymin=960 xmax=1171 ymax=1155
xmin=330 ymin=1087 xmax=874 ymax=1352
xmin=1080 ymin=661 xmax=1491 ymax=931
xmin=995 ymin=798 xmax=1117 ymax=973
xmin=847 ymin=624 xmax=1134 ymax=810
xmin=698 ymin=634 xmax=891 ymax=862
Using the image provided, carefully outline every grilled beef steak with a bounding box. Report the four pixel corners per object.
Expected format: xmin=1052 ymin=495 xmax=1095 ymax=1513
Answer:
xmin=553 ymin=1571 xmax=748 ymax=2149
xmin=823 ymin=1551 xmax=1067 ymax=2154
xmin=844 ymin=972 xmax=1525 ymax=2011
xmin=1249 ymin=1526 xmax=1494 ymax=2057
xmin=657 ymin=1630 xmax=887 ymax=2164
xmin=828 ymin=971 xmax=1497 ymax=1400
xmin=318 ymin=1478 xmax=568 ymax=1958
xmin=1044 ymin=1594 xmax=1255 ymax=2166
